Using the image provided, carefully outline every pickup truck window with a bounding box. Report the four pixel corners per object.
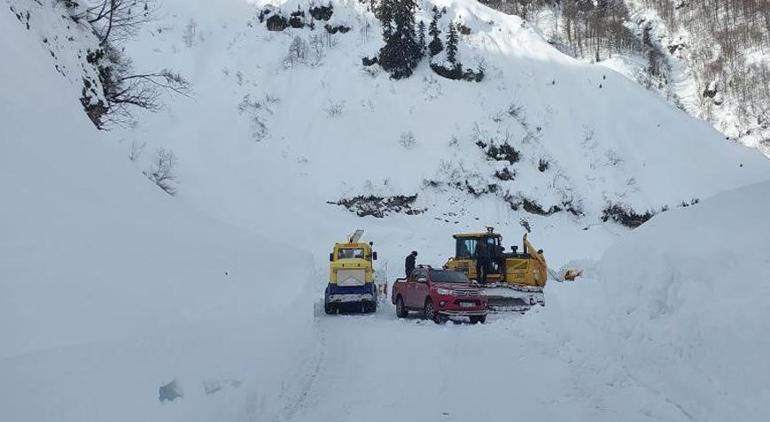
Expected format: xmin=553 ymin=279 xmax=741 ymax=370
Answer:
xmin=430 ymin=270 xmax=470 ymax=283
xmin=412 ymin=269 xmax=427 ymax=281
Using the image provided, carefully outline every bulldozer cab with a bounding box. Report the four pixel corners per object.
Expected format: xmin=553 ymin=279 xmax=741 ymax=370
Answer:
xmin=454 ymin=234 xmax=501 ymax=260
xmin=447 ymin=228 xmax=506 ymax=282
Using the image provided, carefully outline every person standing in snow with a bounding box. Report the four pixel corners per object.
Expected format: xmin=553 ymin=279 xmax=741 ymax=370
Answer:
xmin=475 ymin=241 xmax=490 ymax=283
xmin=405 ymin=251 xmax=418 ymax=278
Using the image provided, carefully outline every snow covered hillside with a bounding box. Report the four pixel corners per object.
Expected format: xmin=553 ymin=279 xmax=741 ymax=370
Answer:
xmin=1 ymin=7 xmax=318 ymax=422
xmin=620 ymin=0 xmax=770 ymax=157
xmin=494 ymin=0 xmax=770 ymax=157
xmin=6 ymin=0 xmax=768 ymax=270
xmin=2 ymin=1 xmax=770 ymax=421
xmin=107 ymin=0 xmax=769 ymax=267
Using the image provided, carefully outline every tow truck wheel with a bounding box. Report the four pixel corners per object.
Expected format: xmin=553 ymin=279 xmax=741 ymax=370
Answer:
xmin=424 ymin=299 xmax=439 ymax=324
xmin=395 ymin=296 xmax=408 ymax=318
xmin=469 ymin=315 xmax=486 ymax=324
xmin=364 ymin=302 xmax=377 ymax=313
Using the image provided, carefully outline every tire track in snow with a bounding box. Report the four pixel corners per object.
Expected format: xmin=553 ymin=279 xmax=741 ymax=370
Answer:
xmin=621 ymin=365 xmax=696 ymax=422
xmin=282 ymin=314 xmax=327 ymax=422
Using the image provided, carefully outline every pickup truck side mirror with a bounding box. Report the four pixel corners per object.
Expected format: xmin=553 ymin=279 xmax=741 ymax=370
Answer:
xmin=372 ymin=251 xmax=378 ymax=260
xmin=329 ymin=253 xmax=334 ymax=262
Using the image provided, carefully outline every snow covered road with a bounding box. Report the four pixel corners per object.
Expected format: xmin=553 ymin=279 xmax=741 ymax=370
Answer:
xmin=286 ymin=305 xmax=692 ymax=422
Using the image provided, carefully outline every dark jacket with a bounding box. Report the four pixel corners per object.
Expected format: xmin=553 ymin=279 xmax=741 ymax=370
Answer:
xmin=475 ymin=242 xmax=490 ymax=260
xmin=405 ymin=254 xmax=416 ymax=277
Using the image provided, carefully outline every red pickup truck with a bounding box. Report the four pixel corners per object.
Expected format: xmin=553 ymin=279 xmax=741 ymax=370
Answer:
xmin=391 ymin=267 xmax=488 ymax=323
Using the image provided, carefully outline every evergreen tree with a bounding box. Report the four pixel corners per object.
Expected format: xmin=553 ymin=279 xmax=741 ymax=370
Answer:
xmin=378 ymin=0 xmax=421 ymax=79
xmin=446 ymin=22 xmax=459 ymax=67
xmin=379 ymin=0 xmax=393 ymax=39
xmin=418 ymin=20 xmax=426 ymax=57
xmin=428 ymin=6 xmax=443 ymax=57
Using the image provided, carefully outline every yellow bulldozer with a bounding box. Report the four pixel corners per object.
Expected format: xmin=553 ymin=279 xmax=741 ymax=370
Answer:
xmin=444 ymin=228 xmax=552 ymax=311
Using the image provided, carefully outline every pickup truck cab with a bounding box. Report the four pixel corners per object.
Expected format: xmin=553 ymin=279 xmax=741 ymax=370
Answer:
xmin=391 ymin=267 xmax=488 ymax=323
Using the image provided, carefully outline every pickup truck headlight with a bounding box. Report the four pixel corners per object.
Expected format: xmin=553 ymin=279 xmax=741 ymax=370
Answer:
xmin=436 ymin=288 xmax=454 ymax=295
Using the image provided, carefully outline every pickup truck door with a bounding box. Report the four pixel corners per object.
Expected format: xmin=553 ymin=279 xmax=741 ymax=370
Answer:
xmin=413 ymin=272 xmax=430 ymax=307
xmin=407 ymin=269 xmax=429 ymax=308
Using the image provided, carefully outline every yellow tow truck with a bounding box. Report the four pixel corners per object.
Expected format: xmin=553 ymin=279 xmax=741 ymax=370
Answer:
xmin=324 ymin=229 xmax=378 ymax=314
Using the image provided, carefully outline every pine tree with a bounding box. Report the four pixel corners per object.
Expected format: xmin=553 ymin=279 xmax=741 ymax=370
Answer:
xmin=378 ymin=0 xmax=421 ymax=79
xmin=446 ymin=22 xmax=459 ymax=67
xmin=379 ymin=0 xmax=393 ymax=40
xmin=428 ymin=6 xmax=443 ymax=57
xmin=418 ymin=20 xmax=427 ymax=57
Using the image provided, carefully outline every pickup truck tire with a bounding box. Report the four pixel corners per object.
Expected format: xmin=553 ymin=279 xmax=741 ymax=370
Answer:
xmin=324 ymin=303 xmax=336 ymax=315
xmin=423 ymin=299 xmax=440 ymax=324
xmin=395 ymin=296 xmax=408 ymax=318
xmin=469 ymin=315 xmax=486 ymax=324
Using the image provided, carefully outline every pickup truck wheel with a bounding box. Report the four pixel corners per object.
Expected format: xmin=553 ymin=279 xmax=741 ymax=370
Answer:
xmin=395 ymin=296 xmax=408 ymax=318
xmin=469 ymin=315 xmax=486 ymax=324
xmin=424 ymin=299 xmax=439 ymax=323
xmin=324 ymin=303 xmax=335 ymax=315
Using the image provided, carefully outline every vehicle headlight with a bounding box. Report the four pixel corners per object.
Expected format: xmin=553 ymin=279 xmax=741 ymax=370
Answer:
xmin=436 ymin=288 xmax=454 ymax=295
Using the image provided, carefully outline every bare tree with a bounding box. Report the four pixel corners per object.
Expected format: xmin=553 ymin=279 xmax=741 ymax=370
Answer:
xmin=70 ymin=0 xmax=159 ymax=45
xmin=108 ymin=69 xmax=191 ymax=119
xmin=58 ymin=1 xmax=192 ymax=127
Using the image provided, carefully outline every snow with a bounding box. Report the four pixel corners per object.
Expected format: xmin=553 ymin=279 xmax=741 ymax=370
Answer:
xmin=620 ymin=0 xmax=770 ymax=157
xmin=1 ymin=7 xmax=317 ymax=422
xmin=88 ymin=0 xmax=768 ymax=271
xmin=2 ymin=1 xmax=770 ymax=421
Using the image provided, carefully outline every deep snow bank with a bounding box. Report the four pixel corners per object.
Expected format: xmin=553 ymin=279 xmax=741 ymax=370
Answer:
xmin=0 ymin=7 xmax=316 ymax=422
xmin=592 ymin=181 xmax=770 ymax=420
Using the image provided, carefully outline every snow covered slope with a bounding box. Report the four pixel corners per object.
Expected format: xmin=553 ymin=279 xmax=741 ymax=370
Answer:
xmin=106 ymin=0 xmax=769 ymax=269
xmin=0 ymin=7 xmax=318 ymax=422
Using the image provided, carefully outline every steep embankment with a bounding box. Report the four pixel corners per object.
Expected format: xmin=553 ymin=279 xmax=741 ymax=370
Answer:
xmin=0 ymin=6 xmax=318 ymax=422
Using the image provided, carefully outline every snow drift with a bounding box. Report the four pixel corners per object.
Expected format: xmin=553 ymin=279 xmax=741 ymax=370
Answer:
xmin=0 ymin=7 xmax=317 ymax=422
xmin=595 ymin=181 xmax=770 ymax=421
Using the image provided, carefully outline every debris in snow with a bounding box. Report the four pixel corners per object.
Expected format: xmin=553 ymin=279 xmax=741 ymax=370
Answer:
xmin=329 ymin=194 xmax=426 ymax=218
xmin=159 ymin=379 xmax=183 ymax=402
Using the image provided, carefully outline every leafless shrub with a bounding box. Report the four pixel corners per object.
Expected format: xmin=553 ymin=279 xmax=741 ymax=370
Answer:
xmin=399 ymin=131 xmax=416 ymax=149
xmin=285 ymin=36 xmax=308 ymax=68
xmin=144 ymin=148 xmax=178 ymax=195
xmin=238 ymin=94 xmax=273 ymax=141
xmin=324 ymin=99 xmax=345 ymax=118
xmin=128 ymin=139 xmax=146 ymax=162
xmin=183 ymin=18 xmax=197 ymax=48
